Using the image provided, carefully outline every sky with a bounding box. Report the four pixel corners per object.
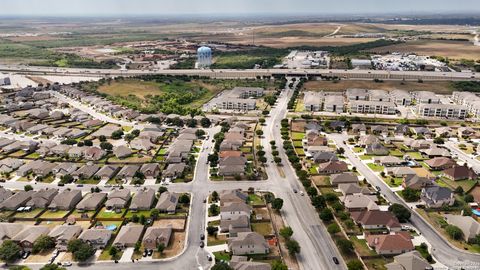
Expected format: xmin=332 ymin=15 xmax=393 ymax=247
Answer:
xmin=2 ymin=0 xmax=480 ymax=16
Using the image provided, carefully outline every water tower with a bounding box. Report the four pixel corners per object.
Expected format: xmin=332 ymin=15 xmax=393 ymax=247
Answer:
xmin=197 ymin=46 xmax=212 ymax=69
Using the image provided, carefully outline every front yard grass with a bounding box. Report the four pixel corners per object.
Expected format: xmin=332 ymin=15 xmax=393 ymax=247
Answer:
xmin=353 ymin=147 xmax=364 ymax=153
xmin=291 ymin=132 xmax=305 ymax=141
xmin=247 ymin=194 xmax=265 ymax=206
xmin=367 ymin=163 xmax=385 ymax=172
xmin=213 ymin=251 xmax=231 ymax=262
xmin=389 ymin=149 xmax=404 ymax=157
xmin=207 ymin=234 xmax=227 ymax=246
xmin=406 ymin=151 xmax=426 ymax=160
xmin=251 ymin=222 xmax=273 ymax=236
xmin=98 ymin=246 xmax=124 ymax=261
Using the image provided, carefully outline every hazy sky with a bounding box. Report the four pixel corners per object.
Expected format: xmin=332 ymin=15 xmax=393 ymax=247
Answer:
xmin=2 ymin=0 xmax=480 ymax=16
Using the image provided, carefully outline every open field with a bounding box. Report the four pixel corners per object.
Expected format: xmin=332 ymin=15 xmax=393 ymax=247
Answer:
xmin=303 ymin=80 xmax=455 ymax=94
xmin=367 ymin=39 xmax=480 ymax=60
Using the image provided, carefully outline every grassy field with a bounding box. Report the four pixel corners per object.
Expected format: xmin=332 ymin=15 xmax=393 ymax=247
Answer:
xmin=303 ymin=80 xmax=455 ymax=94
xmin=367 ymin=39 xmax=480 ymax=60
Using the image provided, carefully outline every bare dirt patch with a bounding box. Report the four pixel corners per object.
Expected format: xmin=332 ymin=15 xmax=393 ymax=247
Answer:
xmin=153 ymin=219 xmax=186 ymax=231
xmin=153 ymin=231 xmax=185 ymax=259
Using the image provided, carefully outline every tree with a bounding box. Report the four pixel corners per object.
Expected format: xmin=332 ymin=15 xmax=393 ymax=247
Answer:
xmin=388 ymin=203 xmax=411 ymax=222
xmin=209 ymin=204 xmax=220 ymax=216
xmin=158 ymin=186 xmax=168 ymax=194
xmin=286 ymin=239 xmax=300 ymax=255
xmin=24 ymin=185 xmax=33 ymax=191
xmin=433 ymin=137 xmax=445 ymax=144
xmin=83 ymin=139 xmax=93 ymax=146
xmin=157 ymin=243 xmax=165 ymax=254
xmin=67 ymin=239 xmax=95 ymax=262
xmin=109 ymin=246 xmax=119 ymax=259
xmin=0 ymin=240 xmax=21 ymax=263
xmin=347 ymin=259 xmax=364 ymax=270
xmin=279 ymin=226 xmax=293 ymax=239
xmin=271 ymin=260 xmax=288 ymax=270
xmin=98 ymin=135 xmax=107 ymax=142
xmin=200 ymin=118 xmax=211 ymax=128
xmin=211 ymin=191 xmax=219 ymax=202
xmin=455 ymin=186 xmax=464 ymax=195
xmin=206 ymin=226 xmax=219 ymax=236
xmin=446 ymin=225 xmax=463 ymax=240
xmin=337 ymin=239 xmax=354 ymax=254
xmin=319 ymin=208 xmax=333 ymax=222
xmin=464 ymin=194 xmax=474 ymax=203
xmin=402 ymin=187 xmax=420 ymax=202
xmin=32 ymin=235 xmax=55 ymax=254
xmin=150 ymin=209 xmax=159 ymax=220
xmin=306 ymin=186 xmax=318 ymax=197
xmin=60 ymin=174 xmax=74 ymax=184
xmin=100 ymin=142 xmax=113 ymax=151
xmin=274 ymin=157 xmax=282 ymax=164
xmin=40 ymin=265 xmax=66 ymax=270
xmin=178 ymin=193 xmax=190 ymax=204
xmin=325 ymin=192 xmax=339 ymax=203
xmin=256 ymin=130 xmax=264 ymax=136
xmin=111 ymin=130 xmax=124 ymax=140
xmin=336 ymin=147 xmax=345 ymax=155
xmin=195 ymin=129 xmax=206 ymax=138
xmin=327 ymin=223 xmax=341 ymax=234
xmin=259 ymin=156 xmax=267 ymax=164
xmin=271 ymin=198 xmax=284 ymax=211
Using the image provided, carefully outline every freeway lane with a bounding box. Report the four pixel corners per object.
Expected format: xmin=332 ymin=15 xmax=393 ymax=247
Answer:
xmin=260 ymin=79 xmax=346 ymax=270
xmin=329 ymin=133 xmax=480 ymax=270
xmin=1 ymin=64 xmax=478 ymax=81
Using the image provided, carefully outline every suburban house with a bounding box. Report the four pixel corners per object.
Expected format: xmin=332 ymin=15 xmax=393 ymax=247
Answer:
xmin=421 ymin=186 xmax=454 ymax=208
xmin=78 ymin=229 xmax=112 ymax=249
xmin=155 ymin=192 xmax=178 ymax=213
xmin=443 ymin=165 xmax=477 ymax=181
xmin=113 ymin=145 xmax=132 ymax=159
xmin=48 ymin=225 xmax=82 ymax=251
xmin=94 ymin=165 xmax=120 ymax=181
xmin=12 ymin=226 xmax=50 ymax=251
xmin=330 ymin=172 xmax=359 ymax=186
xmin=116 ymin=165 xmax=140 ymax=182
xmin=338 ymin=183 xmax=371 ymax=196
xmin=0 ymin=190 xmax=34 ymax=210
xmin=71 ymin=164 xmax=100 ymax=180
xmin=0 ymin=158 xmax=24 ymax=173
xmin=350 ymin=210 xmax=402 ymax=231
xmin=403 ymin=175 xmax=433 ymax=190
xmin=163 ymin=163 xmax=187 ymax=180
xmin=130 ymin=189 xmax=156 ymax=211
xmin=53 ymin=163 xmax=78 ymax=178
xmin=105 ymin=189 xmax=131 ymax=210
xmin=317 ymin=161 xmax=349 ymax=174
xmin=312 ymin=152 xmax=338 ymax=163
xmin=385 ymin=251 xmax=431 ymax=270
xmin=229 ymin=256 xmax=271 ymax=270
xmin=220 ymin=202 xmax=252 ymax=220
xmin=374 ymin=156 xmax=403 ymax=167
xmin=142 ymin=225 xmax=172 ymax=250
xmin=83 ymin=147 xmax=106 ymax=161
xmin=228 ymin=232 xmax=269 ymax=255
xmin=386 ymin=167 xmax=417 ymax=178
xmin=219 ymin=190 xmax=248 ymax=205
xmin=220 ymin=215 xmax=251 ymax=236
xmin=76 ymin=193 xmax=107 ymax=212
xmin=0 ymin=223 xmax=24 ymax=244
xmin=26 ymin=188 xmax=58 ymax=209
xmin=366 ymin=232 xmax=414 ymax=255
xmin=342 ymin=194 xmax=379 ymax=212
xmin=0 ymin=188 xmax=13 ymax=204
xmin=113 ymin=224 xmax=144 ymax=250
xmin=424 ymin=157 xmax=456 ymax=171
xmin=48 ymin=189 xmax=83 ymax=211
xmin=219 ymin=156 xmax=247 ymax=176
xmin=444 ymin=214 xmax=480 ymax=242
xmin=140 ymin=163 xmax=161 ymax=179
xmin=365 ymin=142 xmax=389 ymax=156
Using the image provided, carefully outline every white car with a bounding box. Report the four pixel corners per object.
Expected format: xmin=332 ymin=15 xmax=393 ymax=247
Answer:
xmin=62 ymin=261 xmax=72 ymax=267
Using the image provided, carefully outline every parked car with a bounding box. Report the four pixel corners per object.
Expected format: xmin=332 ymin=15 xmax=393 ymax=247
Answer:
xmin=200 ymin=241 xmax=205 ymax=248
xmin=200 ymin=234 xmax=205 ymax=240
xmin=147 ymin=249 xmax=153 ymax=256
xmin=207 ymin=254 xmax=212 ymax=261
xmin=333 ymin=257 xmax=339 ymax=264
xmin=62 ymin=261 xmax=72 ymax=267
xmin=142 ymin=250 xmax=148 ymax=257
xmin=22 ymin=251 xmax=30 ymax=259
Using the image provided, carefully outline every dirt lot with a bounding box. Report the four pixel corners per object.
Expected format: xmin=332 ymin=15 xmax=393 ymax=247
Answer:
xmin=367 ymin=39 xmax=480 ymax=60
xmin=153 ymin=231 xmax=185 ymax=259
xmin=153 ymin=219 xmax=186 ymax=231
xmin=303 ymin=80 xmax=454 ymax=94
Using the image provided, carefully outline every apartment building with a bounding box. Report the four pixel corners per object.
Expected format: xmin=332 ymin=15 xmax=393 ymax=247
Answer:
xmin=417 ymin=104 xmax=467 ymax=119
xmin=349 ymin=100 xmax=396 ymax=115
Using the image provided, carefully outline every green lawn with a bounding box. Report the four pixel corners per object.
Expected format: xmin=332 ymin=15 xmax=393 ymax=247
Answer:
xmin=440 ymin=177 xmax=477 ymax=192
xmin=213 ymin=251 xmax=231 ymax=262
xmin=40 ymin=210 xmax=69 ymax=219
xmin=98 ymin=246 xmax=124 ymax=261
xmin=247 ymin=194 xmax=265 ymax=206
xmin=70 ymin=210 xmax=97 ymax=219
xmin=350 ymin=236 xmax=376 ymax=256
xmin=291 ymin=132 xmax=305 ymax=141
xmin=353 ymin=147 xmax=364 ymax=153
xmin=25 ymin=152 xmax=41 ymax=159
xmin=295 ymin=148 xmax=306 ymax=156
xmin=389 ymin=149 xmax=404 ymax=157
xmin=384 ymin=177 xmax=404 ymax=187
xmin=360 ymin=155 xmax=373 ymax=160
xmin=406 ymin=152 xmax=426 ymax=160
xmin=293 ymin=141 xmax=303 ymax=147
xmin=251 ymin=222 xmax=273 ymax=236
xmin=309 ymin=166 xmax=319 ymax=175
xmin=367 ymin=163 xmax=385 ymax=172
xmin=14 ymin=208 xmax=44 ymax=218
xmin=125 ymin=210 xmax=151 ymax=218
xmin=96 ymin=207 xmax=126 ymax=219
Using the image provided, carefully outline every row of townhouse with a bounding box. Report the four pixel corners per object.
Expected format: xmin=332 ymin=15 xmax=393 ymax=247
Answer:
xmin=215 ymin=87 xmax=264 ymax=111
xmin=452 ymin=91 xmax=480 ymax=118
xmin=416 ymin=103 xmax=467 ymax=119
xmin=303 ymin=91 xmax=344 ymax=113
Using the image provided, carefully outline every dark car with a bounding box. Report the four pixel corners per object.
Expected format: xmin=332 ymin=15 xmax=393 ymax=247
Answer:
xmin=200 ymin=234 xmax=205 ymax=240
xmin=147 ymin=249 xmax=153 ymax=256
xmin=207 ymin=254 xmax=212 ymax=261
xmin=22 ymin=251 xmax=30 ymax=259
xmin=200 ymin=241 xmax=205 ymax=248
xmin=142 ymin=250 xmax=148 ymax=257
xmin=333 ymin=257 xmax=339 ymax=265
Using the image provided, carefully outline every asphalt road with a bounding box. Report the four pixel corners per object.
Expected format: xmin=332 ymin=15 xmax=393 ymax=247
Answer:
xmin=259 ymin=79 xmax=346 ymax=270
xmin=329 ymin=133 xmax=480 ymax=270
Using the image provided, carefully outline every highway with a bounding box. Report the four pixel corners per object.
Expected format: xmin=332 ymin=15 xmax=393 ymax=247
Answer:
xmin=0 ymin=64 xmax=478 ymax=81
xmin=329 ymin=133 xmax=480 ymax=270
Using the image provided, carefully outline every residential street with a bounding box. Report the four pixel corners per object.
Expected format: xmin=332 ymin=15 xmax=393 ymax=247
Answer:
xmin=329 ymin=133 xmax=480 ymax=270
